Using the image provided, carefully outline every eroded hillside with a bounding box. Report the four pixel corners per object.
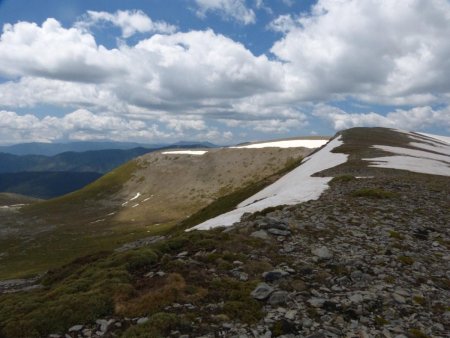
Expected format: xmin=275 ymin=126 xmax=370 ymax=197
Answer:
xmin=0 ymin=144 xmax=314 ymax=278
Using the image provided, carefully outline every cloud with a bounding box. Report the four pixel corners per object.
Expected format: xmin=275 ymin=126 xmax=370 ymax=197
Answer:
xmin=0 ymin=18 xmax=123 ymax=82
xmin=281 ymin=0 xmax=294 ymax=6
xmin=0 ymin=4 xmax=450 ymax=144
xmin=194 ymin=0 xmax=256 ymax=24
xmin=313 ymin=105 xmax=450 ymax=132
xmin=267 ymin=14 xmax=296 ymax=33
xmin=270 ymin=0 xmax=450 ymax=104
xmin=0 ymin=20 xmax=282 ymax=115
xmin=0 ymin=109 xmax=167 ymax=144
xmin=78 ymin=10 xmax=177 ymax=38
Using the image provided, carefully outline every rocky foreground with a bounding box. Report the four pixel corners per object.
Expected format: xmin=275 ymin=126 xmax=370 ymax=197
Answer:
xmin=36 ymin=173 xmax=449 ymax=338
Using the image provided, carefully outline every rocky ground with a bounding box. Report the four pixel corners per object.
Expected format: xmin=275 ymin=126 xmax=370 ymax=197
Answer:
xmin=38 ymin=174 xmax=449 ymax=338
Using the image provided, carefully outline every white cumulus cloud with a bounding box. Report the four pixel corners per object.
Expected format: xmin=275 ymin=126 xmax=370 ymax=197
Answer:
xmin=0 ymin=2 xmax=450 ymax=144
xmin=0 ymin=109 xmax=167 ymax=144
xmin=271 ymin=0 xmax=450 ymax=104
xmin=194 ymin=0 xmax=256 ymax=24
xmin=313 ymin=105 xmax=450 ymax=132
xmin=78 ymin=10 xmax=177 ymax=38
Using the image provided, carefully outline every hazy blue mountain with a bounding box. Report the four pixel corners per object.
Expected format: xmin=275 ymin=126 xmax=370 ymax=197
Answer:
xmin=0 ymin=141 xmax=164 ymax=156
xmin=0 ymin=148 xmax=155 ymax=174
xmin=0 ymin=141 xmax=218 ymax=156
xmin=170 ymin=141 xmax=218 ymax=148
xmin=0 ymin=171 xmax=102 ymax=199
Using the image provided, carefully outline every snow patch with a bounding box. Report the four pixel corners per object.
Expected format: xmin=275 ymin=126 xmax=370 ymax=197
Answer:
xmin=373 ymin=145 xmax=450 ymax=163
xmin=122 ymin=192 xmax=141 ymax=207
xmin=129 ymin=193 xmax=141 ymax=201
xmin=232 ymin=139 xmax=328 ymax=149
xmin=417 ymin=132 xmax=450 ymax=145
xmin=190 ymin=137 xmax=347 ymax=231
xmin=365 ymin=156 xmax=450 ymax=177
xmin=364 ymin=144 xmax=450 ymax=177
xmin=90 ymin=219 xmax=105 ymax=224
xmin=132 ymin=204 xmax=140 ymax=208
xmin=162 ymin=150 xmax=207 ymax=155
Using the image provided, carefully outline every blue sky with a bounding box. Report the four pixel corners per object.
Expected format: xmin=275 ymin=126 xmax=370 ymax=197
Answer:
xmin=0 ymin=0 xmax=449 ymax=145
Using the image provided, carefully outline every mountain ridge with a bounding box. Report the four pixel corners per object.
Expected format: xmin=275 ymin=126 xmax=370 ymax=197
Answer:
xmin=0 ymin=127 xmax=448 ymax=338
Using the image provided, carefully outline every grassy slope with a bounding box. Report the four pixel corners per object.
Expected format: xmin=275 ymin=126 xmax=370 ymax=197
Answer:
xmin=0 ymin=193 xmax=41 ymax=205
xmin=0 ymin=158 xmax=306 ymax=337
xmin=0 ymin=153 xmax=305 ymax=279
xmin=0 ymin=160 xmax=142 ymax=279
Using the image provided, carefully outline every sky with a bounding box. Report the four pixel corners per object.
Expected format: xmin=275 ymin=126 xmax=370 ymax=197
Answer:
xmin=0 ymin=0 xmax=449 ymax=145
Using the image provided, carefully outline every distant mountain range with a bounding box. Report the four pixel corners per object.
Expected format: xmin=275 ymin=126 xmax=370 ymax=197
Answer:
xmin=0 ymin=141 xmax=160 ymax=156
xmin=0 ymin=141 xmax=217 ymax=156
xmin=0 ymin=148 xmax=153 ymax=174
xmin=0 ymin=142 xmax=217 ymax=198
xmin=0 ymin=142 xmax=218 ymax=174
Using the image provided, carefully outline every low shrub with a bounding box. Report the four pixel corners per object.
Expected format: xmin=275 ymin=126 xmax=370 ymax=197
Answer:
xmin=351 ymin=188 xmax=397 ymax=199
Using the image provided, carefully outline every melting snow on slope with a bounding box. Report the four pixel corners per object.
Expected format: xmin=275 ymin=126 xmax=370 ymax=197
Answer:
xmin=162 ymin=150 xmax=207 ymax=155
xmin=365 ymin=155 xmax=449 ymax=177
xmin=190 ymin=137 xmax=347 ymax=231
xmin=364 ymin=145 xmax=450 ymax=177
xmin=417 ymin=132 xmax=450 ymax=145
xmin=364 ymin=131 xmax=450 ymax=177
xmin=129 ymin=192 xmax=141 ymax=201
xmin=232 ymin=139 xmax=328 ymax=149
xmin=122 ymin=192 xmax=141 ymax=206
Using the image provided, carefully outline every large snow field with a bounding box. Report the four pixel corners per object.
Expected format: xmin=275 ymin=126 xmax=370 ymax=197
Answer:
xmin=162 ymin=150 xmax=208 ymax=155
xmin=190 ymin=137 xmax=347 ymax=230
xmin=232 ymin=139 xmax=329 ymax=149
xmin=364 ymin=132 xmax=450 ymax=177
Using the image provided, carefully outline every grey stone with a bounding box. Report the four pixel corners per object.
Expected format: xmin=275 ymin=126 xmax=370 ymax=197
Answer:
xmin=392 ymin=293 xmax=406 ymax=304
xmin=267 ymin=228 xmax=291 ymax=236
xmin=268 ymin=291 xmax=289 ymax=305
xmin=68 ymin=324 xmax=84 ymax=332
xmin=250 ymin=230 xmax=269 ymax=240
xmin=308 ymin=297 xmax=326 ymax=307
xmin=284 ymin=310 xmax=297 ymax=320
xmin=311 ymin=246 xmax=333 ymax=259
xmin=251 ymin=283 xmax=274 ymax=300
xmin=263 ymin=270 xmax=288 ymax=282
xmin=306 ymin=333 xmax=326 ymax=338
xmin=137 ymin=317 xmax=149 ymax=325
xmin=349 ymin=293 xmax=364 ymax=304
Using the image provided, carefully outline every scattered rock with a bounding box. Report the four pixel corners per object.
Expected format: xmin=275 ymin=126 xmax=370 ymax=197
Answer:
xmin=250 ymin=230 xmax=270 ymax=240
xmin=267 ymin=228 xmax=291 ymax=236
xmin=68 ymin=324 xmax=84 ymax=332
xmin=137 ymin=317 xmax=149 ymax=325
xmin=268 ymin=291 xmax=289 ymax=305
xmin=308 ymin=297 xmax=327 ymax=308
xmin=311 ymin=246 xmax=333 ymax=260
xmin=251 ymin=283 xmax=274 ymax=300
xmin=263 ymin=270 xmax=288 ymax=282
